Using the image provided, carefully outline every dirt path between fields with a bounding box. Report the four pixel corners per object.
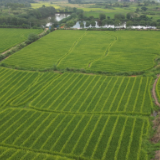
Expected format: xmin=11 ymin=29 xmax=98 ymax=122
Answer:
xmin=152 ymin=74 xmax=160 ymax=107
xmin=1 ymin=28 xmax=49 ymax=56
xmin=151 ymin=74 xmax=160 ymax=160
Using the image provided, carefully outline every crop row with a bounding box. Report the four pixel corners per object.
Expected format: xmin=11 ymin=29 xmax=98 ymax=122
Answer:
xmin=0 ymin=108 xmax=149 ymax=160
xmin=0 ymin=67 xmax=41 ymax=109
xmin=0 ymin=146 xmax=73 ymax=160
xmin=10 ymin=72 xmax=153 ymax=115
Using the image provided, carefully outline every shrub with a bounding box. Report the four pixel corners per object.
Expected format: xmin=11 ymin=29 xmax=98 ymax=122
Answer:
xmin=25 ymin=33 xmax=39 ymax=45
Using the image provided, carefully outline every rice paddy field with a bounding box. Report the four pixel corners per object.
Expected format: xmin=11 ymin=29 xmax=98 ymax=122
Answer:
xmin=0 ymin=64 xmax=154 ymax=160
xmin=2 ymin=30 xmax=159 ymax=72
xmin=0 ymin=28 xmax=42 ymax=54
xmin=0 ymin=27 xmax=159 ymax=160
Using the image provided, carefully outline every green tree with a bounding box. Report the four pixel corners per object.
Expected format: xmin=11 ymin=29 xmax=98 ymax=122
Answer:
xmin=80 ymin=21 xmax=84 ymax=28
xmin=141 ymin=6 xmax=148 ymax=11
xmin=114 ymin=14 xmax=125 ymax=20
xmin=91 ymin=20 xmax=96 ymax=27
xmin=126 ymin=21 xmax=133 ymax=27
xmin=99 ymin=13 xmax=106 ymax=21
xmin=86 ymin=21 xmax=90 ymax=27
xmin=102 ymin=19 xmax=107 ymax=25
xmin=114 ymin=19 xmax=121 ymax=26
xmin=136 ymin=8 xmax=140 ymax=13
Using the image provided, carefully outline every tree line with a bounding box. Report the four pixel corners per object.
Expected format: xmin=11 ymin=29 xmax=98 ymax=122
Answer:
xmin=0 ymin=0 xmax=34 ymax=7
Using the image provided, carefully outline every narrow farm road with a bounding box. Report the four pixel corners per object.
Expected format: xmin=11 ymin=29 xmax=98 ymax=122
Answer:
xmin=152 ymin=74 xmax=160 ymax=107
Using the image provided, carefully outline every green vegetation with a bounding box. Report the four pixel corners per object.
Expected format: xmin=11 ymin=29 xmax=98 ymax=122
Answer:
xmin=0 ymin=65 xmax=154 ymax=159
xmin=0 ymin=108 xmax=149 ymax=160
xmin=0 ymin=1 xmax=160 ymax=159
xmin=2 ymin=30 xmax=160 ymax=73
xmin=90 ymin=31 xmax=159 ymax=72
xmin=0 ymin=5 xmax=56 ymax=28
xmin=0 ymin=67 xmax=39 ymax=109
xmin=1 ymin=30 xmax=84 ymax=69
xmin=0 ymin=28 xmax=42 ymax=53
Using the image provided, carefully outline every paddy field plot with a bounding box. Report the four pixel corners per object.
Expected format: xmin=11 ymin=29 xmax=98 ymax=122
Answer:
xmin=0 ymin=28 xmax=42 ymax=54
xmin=2 ymin=30 xmax=159 ymax=72
xmin=0 ymin=108 xmax=149 ymax=160
xmin=8 ymin=72 xmax=153 ymax=115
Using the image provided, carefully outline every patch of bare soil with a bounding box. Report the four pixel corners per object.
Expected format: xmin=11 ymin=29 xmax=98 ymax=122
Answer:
xmin=152 ymin=75 xmax=160 ymax=107
xmin=151 ymin=112 xmax=160 ymax=143
xmin=152 ymin=150 xmax=160 ymax=160
xmin=39 ymin=28 xmax=49 ymax=36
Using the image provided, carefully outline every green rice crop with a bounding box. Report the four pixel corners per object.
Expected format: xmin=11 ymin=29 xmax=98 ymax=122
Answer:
xmin=0 ymin=108 xmax=149 ymax=160
xmin=2 ymin=30 xmax=159 ymax=72
xmin=2 ymin=30 xmax=84 ymax=69
xmin=90 ymin=31 xmax=159 ymax=72
xmin=0 ymin=67 xmax=40 ymax=109
xmin=0 ymin=28 xmax=42 ymax=54
xmin=0 ymin=67 xmax=60 ymax=109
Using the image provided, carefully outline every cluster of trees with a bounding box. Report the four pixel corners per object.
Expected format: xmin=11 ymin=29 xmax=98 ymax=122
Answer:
xmin=59 ymin=8 xmax=84 ymax=27
xmin=97 ymin=13 xmax=159 ymax=27
xmin=0 ymin=6 xmax=56 ymax=28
